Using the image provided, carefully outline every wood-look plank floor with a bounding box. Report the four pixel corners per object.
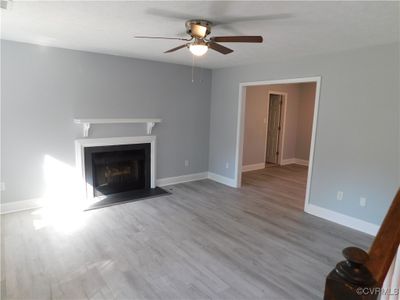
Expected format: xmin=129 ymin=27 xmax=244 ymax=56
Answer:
xmin=1 ymin=164 xmax=373 ymax=299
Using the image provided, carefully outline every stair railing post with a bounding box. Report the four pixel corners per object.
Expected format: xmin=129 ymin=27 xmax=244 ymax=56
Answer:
xmin=324 ymin=247 xmax=379 ymax=300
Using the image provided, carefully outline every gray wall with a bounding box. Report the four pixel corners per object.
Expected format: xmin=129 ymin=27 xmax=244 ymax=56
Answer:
xmin=1 ymin=40 xmax=212 ymax=203
xmin=209 ymin=43 xmax=399 ymax=225
xmin=2 ymin=39 xmax=399 ymax=227
xmin=242 ymin=82 xmax=315 ymax=166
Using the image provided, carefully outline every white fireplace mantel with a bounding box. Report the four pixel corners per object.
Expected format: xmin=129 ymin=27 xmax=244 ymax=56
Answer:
xmin=74 ymin=118 xmax=162 ymax=137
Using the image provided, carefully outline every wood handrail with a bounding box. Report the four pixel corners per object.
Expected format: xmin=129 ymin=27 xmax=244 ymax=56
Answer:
xmin=365 ymin=188 xmax=400 ymax=286
xmin=324 ymin=189 xmax=400 ymax=299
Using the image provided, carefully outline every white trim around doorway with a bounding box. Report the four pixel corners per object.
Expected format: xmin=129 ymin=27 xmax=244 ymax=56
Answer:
xmin=234 ymin=76 xmax=322 ymax=214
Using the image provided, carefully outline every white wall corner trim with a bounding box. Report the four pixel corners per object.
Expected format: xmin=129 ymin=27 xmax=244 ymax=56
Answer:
xmin=208 ymin=172 xmax=237 ymax=187
xmin=305 ymin=203 xmax=379 ymax=236
xmin=156 ymin=172 xmax=208 ymax=187
xmin=242 ymin=163 xmax=266 ymax=172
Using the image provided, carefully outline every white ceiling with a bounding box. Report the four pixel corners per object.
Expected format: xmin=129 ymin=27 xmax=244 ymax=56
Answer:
xmin=1 ymin=1 xmax=399 ymax=69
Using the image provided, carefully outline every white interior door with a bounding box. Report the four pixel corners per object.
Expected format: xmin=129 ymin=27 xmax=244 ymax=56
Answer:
xmin=266 ymin=94 xmax=282 ymax=164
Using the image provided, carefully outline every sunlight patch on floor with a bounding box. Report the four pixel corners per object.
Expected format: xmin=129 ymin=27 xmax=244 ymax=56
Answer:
xmin=30 ymin=154 xmax=90 ymax=234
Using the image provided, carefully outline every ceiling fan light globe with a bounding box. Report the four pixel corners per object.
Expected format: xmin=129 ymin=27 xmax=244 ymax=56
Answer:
xmin=189 ymin=44 xmax=208 ymax=56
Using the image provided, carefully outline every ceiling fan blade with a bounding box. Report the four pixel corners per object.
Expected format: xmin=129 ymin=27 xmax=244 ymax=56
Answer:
xmin=208 ymin=42 xmax=233 ymax=55
xmin=215 ymin=13 xmax=292 ymax=26
xmin=164 ymin=44 xmax=188 ymax=53
xmin=145 ymin=8 xmax=199 ymax=21
xmin=210 ymin=36 xmax=263 ymax=43
xmin=134 ymin=36 xmax=192 ymax=41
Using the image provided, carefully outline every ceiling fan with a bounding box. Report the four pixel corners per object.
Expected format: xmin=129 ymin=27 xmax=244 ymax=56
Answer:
xmin=134 ymin=19 xmax=263 ymax=57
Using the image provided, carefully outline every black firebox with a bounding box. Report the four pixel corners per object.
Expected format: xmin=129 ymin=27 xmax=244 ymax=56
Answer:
xmin=84 ymin=143 xmax=151 ymax=197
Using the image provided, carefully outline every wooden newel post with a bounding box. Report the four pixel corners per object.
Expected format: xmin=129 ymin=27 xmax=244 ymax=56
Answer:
xmin=324 ymin=247 xmax=378 ymax=300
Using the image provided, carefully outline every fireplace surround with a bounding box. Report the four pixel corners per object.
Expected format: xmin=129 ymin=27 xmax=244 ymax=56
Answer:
xmin=75 ymin=136 xmax=156 ymax=202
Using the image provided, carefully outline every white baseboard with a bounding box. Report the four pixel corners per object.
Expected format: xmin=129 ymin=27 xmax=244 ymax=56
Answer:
xmin=207 ymin=172 xmax=237 ymax=187
xmin=281 ymin=158 xmax=309 ymax=166
xmin=3 ymin=173 xmax=379 ymax=237
xmin=1 ymin=172 xmax=209 ymax=214
xmin=294 ymin=159 xmax=309 ymax=166
xmin=304 ymin=203 xmax=379 ymax=236
xmin=242 ymin=163 xmax=265 ymax=172
xmin=1 ymin=198 xmax=43 ymax=214
xmin=281 ymin=158 xmax=296 ymax=165
xmin=156 ymin=172 xmax=208 ymax=187
xmin=1 ymin=171 xmax=237 ymax=214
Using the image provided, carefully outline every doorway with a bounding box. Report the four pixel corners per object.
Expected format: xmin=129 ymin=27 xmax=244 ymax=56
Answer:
xmin=235 ymin=77 xmax=321 ymax=212
xmin=265 ymin=93 xmax=284 ymax=165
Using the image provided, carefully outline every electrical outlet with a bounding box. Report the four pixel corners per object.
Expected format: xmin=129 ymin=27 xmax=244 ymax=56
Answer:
xmin=337 ymin=191 xmax=343 ymax=201
xmin=184 ymin=160 xmax=189 ymax=167
xmin=360 ymin=197 xmax=367 ymax=207
xmin=0 ymin=182 xmax=5 ymax=192
xmin=225 ymin=162 xmax=229 ymax=169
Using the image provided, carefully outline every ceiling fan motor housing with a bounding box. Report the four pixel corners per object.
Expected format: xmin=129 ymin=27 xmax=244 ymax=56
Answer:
xmin=185 ymin=20 xmax=212 ymax=39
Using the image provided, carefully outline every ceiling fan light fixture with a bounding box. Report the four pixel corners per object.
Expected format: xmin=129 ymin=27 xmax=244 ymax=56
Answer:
xmin=189 ymin=42 xmax=208 ymax=56
xmin=135 ymin=19 xmax=262 ymax=57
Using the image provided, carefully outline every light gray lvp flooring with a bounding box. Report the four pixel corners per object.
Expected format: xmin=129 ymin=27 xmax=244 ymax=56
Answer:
xmin=1 ymin=164 xmax=373 ymax=299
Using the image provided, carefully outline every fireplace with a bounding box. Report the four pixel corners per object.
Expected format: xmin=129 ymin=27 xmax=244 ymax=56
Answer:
xmin=75 ymin=136 xmax=168 ymax=210
xmin=84 ymin=143 xmax=151 ymax=197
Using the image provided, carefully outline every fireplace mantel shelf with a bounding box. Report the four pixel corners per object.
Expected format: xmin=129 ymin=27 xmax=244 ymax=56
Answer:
xmin=74 ymin=118 xmax=162 ymax=137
